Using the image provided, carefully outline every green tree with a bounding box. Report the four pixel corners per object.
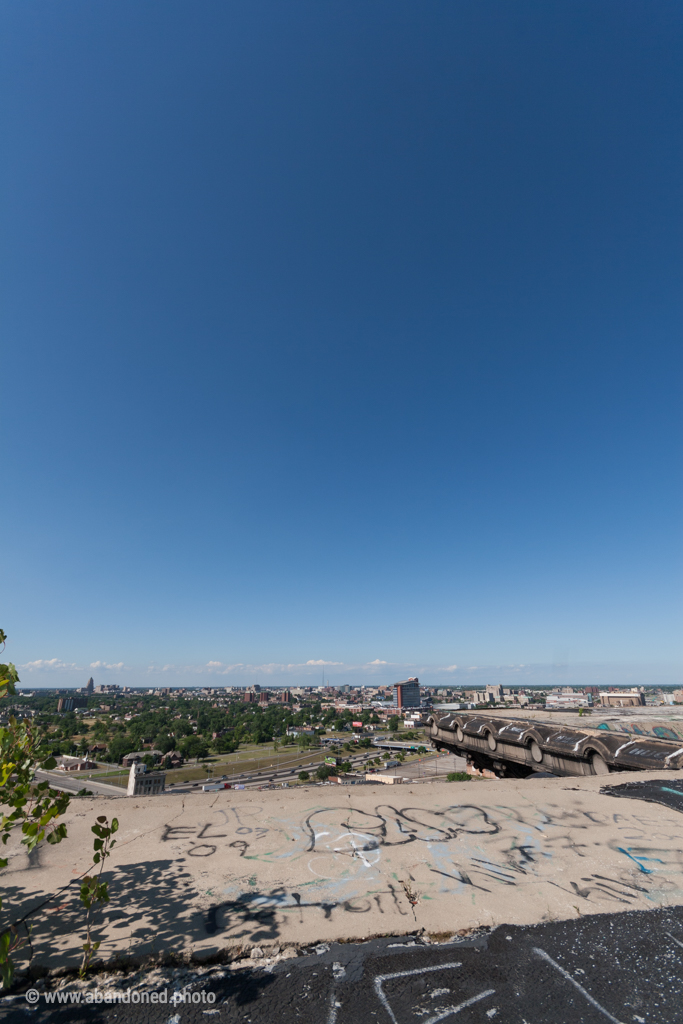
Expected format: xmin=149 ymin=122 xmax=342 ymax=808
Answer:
xmin=388 ymin=716 xmax=400 ymax=732
xmin=107 ymin=735 xmax=136 ymax=765
xmin=179 ymin=735 xmax=209 ymax=760
xmin=316 ymin=764 xmax=332 ymax=781
xmin=298 ymin=770 xmax=310 ymax=781
xmin=154 ymin=733 xmax=175 ymax=754
xmin=0 ymin=633 xmax=71 ymax=987
xmin=214 ymin=735 xmax=236 ymax=755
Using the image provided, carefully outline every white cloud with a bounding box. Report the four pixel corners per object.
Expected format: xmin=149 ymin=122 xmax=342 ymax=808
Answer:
xmin=21 ymin=659 xmax=81 ymax=671
xmin=368 ymin=659 xmax=388 ymax=665
xmin=89 ymin=661 xmax=126 ymax=671
xmin=305 ymin=660 xmax=343 ymax=666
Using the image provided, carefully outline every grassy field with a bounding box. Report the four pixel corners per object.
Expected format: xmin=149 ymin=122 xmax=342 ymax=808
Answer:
xmin=76 ymin=744 xmax=337 ymax=788
xmin=75 ymin=739 xmax=431 ymax=788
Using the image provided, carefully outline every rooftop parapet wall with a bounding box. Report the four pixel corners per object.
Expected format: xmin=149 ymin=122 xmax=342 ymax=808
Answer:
xmin=2 ymin=772 xmax=683 ymax=973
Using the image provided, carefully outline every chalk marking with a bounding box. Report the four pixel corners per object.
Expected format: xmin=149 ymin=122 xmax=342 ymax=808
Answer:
xmin=326 ymin=988 xmax=341 ymax=1024
xmin=665 ymin=931 xmax=683 ymax=950
xmin=533 ymin=948 xmax=624 ymax=1024
xmin=422 ymin=990 xmax=496 ymax=1024
xmin=373 ymin=962 xmax=464 ymax=1024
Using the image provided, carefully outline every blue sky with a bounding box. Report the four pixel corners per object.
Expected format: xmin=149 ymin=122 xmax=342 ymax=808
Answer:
xmin=2 ymin=1 xmax=681 ymax=689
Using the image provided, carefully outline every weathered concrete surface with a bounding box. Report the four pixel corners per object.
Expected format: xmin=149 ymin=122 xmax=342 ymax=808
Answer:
xmin=6 ymin=906 xmax=683 ymax=1024
xmin=3 ymin=770 xmax=683 ymax=973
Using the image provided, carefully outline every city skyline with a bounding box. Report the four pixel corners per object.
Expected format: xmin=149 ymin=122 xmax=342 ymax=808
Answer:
xmin=13 ymin=659 xmax=683 ymax=691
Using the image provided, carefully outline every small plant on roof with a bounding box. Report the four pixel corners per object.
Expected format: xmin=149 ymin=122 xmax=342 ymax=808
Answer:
xmin=79 ymin=814 xmax=119 ymax=978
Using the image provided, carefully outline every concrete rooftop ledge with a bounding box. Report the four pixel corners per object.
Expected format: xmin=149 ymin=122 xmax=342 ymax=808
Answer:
xmin=2 ymin=770 xmax=683 ymax=976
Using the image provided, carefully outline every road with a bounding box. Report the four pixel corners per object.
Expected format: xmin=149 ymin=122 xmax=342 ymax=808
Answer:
xmin=4 ymin=903 xmax=682 ymax=1023
xmin=33 ymin=770 xmax=126 ymax=798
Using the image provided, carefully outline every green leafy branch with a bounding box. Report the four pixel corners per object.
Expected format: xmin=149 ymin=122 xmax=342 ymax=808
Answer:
xmin=79 ymin=815 xmax=118 ymax=978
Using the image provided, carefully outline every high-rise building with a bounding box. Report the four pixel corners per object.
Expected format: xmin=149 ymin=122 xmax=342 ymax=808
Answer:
xmin=485 ymin=684 xmax=504 ymax=703
xmin=392 ymin=678 xmax=420 ymax=709
xmin=85 ymin=677 xmax=94 ymax=694
xmin=57 ymin=697 xmax=87 ymax=712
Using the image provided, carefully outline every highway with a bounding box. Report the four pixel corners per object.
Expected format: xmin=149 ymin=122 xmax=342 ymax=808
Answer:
xmin=167 ymin=748 xmax=384 ymax=792
xmin=36 ymin=748 xmax=439 ymax=798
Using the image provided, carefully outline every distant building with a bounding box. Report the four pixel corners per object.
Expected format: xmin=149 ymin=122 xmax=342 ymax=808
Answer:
xmin=545 ymin=693 xmax=593 ymax=709
xmin=57 ymin=696 xmax=88 ymax=712
xmin=85 ymin=677 xmax=94 ymax=694
xmin=485 ymin=684 xmax=504 ymax=703
xmin=122 ymin=749 xmax=164 ymax=767
xmin=403 ymin=710 xmax=428 ymax=724
xmin=599 ymin=690 xmax=645 ymax=708
xmin=127 ymin=763 xmax=165 ymax=796
xmin=279 ymin=690 xmax=291 ymax=703
xmin=243 ymin=690 xmax=256 ymax=703
xmin=392 ymin=678 xmax=421 ymax=709
xmin=55 ymin=756 xmax=98 ymax=772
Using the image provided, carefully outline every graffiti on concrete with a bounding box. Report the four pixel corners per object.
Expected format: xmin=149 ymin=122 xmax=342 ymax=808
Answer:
xmin=144 ymin=794 xmax=683 ymax=942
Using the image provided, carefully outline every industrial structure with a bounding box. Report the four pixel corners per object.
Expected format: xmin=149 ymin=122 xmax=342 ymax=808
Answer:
xmin=429 ymin=710 xmax=683 ymax=777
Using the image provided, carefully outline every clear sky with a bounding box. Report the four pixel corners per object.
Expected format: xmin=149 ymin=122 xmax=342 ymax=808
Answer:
xmin=2 ymin=1 xmax=681 ymax=690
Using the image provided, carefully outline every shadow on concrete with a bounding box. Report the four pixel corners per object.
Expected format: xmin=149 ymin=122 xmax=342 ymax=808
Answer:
xmin=0 ymin=859 xmax=212 ymax=974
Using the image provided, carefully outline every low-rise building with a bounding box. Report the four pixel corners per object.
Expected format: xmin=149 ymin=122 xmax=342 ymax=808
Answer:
xmin=55 ymin=756 xmax=98 ymax=772
xmin=127 ymin=763 xmax=166 ymax=796
xmin=122 ymin=749 xmax=164 ymax=767
xmin=599 ymin=690 xmax=645 ymax=707
xmin=545 ymin=693 xmax=593 ymax=709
